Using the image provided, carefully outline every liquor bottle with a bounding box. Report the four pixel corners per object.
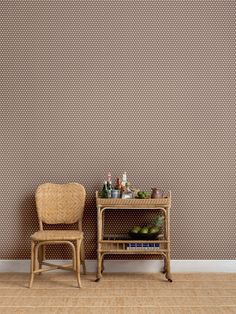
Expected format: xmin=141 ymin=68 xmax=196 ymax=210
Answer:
xmin=107 ymin=172 xmax=112 ymax=186
xmin=115 ymin=177 xmax=122 ymax=190
xmin=102 ymin=181 xmax=108 ymax=198
xmin=122 ymin=181 xmax=133 ymax=199
xmin=121 ymin=172 xmax=127 ymax=190
xmin=125 ymin=181 xmax=132 ymax=193
xmin=107 ymin=180 xmax=112 ymax=198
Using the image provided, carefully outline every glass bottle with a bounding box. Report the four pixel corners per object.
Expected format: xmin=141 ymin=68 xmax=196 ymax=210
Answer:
xmin=107 ymin=180 xmax=112 ymax=198
xmin=115 ymin=177 xmax=122 ymax=190
xmin=102 ymin=181 xmax=108 ymax=198
xmin=121 ymin=172 xmax=127 ymax=190
xmin=107 ymin=172 xmax=112 ymax=186
xmin=122 ymin=181 xmax=133 ymax=199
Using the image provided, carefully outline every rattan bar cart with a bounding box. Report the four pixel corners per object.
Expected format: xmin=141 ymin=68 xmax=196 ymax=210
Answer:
xmin=96 ymin=191 xmax=172 ymax=282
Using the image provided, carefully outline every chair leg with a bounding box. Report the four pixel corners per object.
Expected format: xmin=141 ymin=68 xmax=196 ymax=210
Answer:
xmin=76 ymin=239 xmax=82 ymax=288
xmin=34 ymin=243 xmax=40 ymax=274
xmin=80 ymin=239 xmax=86 ymax=275
xmin=72 ymin=241 xmax=76 ymax=271
xmin=38 ymin=245 xmax=44 ymax=274
xmin=29 ymin=240 xmax=35 ymax=288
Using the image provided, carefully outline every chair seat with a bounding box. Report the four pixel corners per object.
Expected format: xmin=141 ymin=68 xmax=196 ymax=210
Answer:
xmin=31 ymin=230 xmax=83 ymax=241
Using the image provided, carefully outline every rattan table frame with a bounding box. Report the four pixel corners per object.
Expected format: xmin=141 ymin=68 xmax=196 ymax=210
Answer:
xmin=95 ymin=191 xmax=172 ymax=282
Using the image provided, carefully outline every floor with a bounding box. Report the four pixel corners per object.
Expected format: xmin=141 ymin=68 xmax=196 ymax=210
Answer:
xmin=0 ymin=272 xmax=235 ymax=313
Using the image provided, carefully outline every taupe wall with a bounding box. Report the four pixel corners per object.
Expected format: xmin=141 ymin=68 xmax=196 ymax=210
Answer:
xmin=0 ymin=1 xmax=235 ymax=260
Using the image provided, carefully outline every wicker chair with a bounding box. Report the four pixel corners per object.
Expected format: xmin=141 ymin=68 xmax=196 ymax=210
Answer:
xmin=29 ymin=183 xmax=86 ymax=288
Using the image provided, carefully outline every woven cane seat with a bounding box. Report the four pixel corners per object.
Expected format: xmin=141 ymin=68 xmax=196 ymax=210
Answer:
xmin=31 ymin=230 xmax=83 ymax=241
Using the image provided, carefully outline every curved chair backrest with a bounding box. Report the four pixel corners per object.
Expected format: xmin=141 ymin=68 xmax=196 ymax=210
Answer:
xmin=35 ymin=183 xmax=86 ymax=226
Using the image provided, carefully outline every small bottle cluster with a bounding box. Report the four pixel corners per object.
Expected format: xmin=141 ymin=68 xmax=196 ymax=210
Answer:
xmin=101 ymin=172 xmax=133 ymax=199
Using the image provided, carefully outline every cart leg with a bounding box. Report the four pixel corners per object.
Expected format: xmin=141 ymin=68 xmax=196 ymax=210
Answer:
xmin=165 ymin=253 xmax=172 ymax=282
xmin=96 ymin=252 xmax=103 ymax=282
xmin=162 ymin=254 xmax=167 ymax=274
xmin=101 ymin=255 xmax=105 ymax=274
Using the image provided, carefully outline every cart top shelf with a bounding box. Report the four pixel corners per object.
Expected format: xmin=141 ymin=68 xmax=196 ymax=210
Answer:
xmin=96 ymin=191 xmax=171 ymax=207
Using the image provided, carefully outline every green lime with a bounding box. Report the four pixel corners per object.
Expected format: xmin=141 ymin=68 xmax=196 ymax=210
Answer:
xmin=131 ymin=226 xmax=141 ymax=233
xmin=149 ymin=226 xmax=159 ymax=234
xmin=139 ymin=227 xmax=149 ymax=234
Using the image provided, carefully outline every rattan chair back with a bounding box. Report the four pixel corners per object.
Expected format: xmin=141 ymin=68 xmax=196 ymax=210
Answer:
xmin=35 ymin=183 xmax=86 ymax=225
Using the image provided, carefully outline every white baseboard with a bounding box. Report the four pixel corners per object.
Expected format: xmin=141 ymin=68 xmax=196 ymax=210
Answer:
xmin=0 ymin=260 xmax=235 ymax=273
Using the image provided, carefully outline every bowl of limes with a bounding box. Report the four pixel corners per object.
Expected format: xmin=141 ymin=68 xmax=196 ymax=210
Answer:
xmin=129 ymin=226 xmax=160 ymax=240
xmin=135 ymin=191 xmax=151 ymax=199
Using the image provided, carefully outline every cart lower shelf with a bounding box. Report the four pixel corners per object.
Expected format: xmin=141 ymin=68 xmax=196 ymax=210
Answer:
xmin=100 ymin=234 xmax=168 ymax=252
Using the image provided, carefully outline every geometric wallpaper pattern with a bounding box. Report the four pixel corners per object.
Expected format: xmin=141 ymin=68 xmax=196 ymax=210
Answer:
xmin=0 ymin=1 xmax=235 ymax=260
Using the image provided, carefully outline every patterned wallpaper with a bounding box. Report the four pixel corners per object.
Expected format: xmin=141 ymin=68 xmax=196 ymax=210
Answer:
xmin=0 ymin=1 xmax=235 ymax=260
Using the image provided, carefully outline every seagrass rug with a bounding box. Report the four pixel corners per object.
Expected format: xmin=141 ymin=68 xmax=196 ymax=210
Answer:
xmin=0 ymin=272 xmax=235 ymax=313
